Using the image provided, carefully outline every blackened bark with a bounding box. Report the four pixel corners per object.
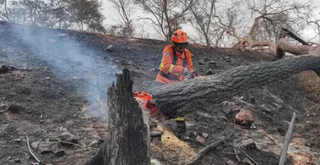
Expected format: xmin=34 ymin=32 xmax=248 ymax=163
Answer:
xmin=82 ymin=69 xmax=150 ymax=165
xmin=151 ymin=55 xmax=320 ymax=117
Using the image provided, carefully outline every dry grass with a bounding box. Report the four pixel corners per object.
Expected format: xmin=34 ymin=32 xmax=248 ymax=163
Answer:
xmin=292 ymin=71 xmax=320 ymax=100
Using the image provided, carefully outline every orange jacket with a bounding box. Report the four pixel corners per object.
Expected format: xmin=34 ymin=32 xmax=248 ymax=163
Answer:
xmin=155 ymin=44 xmax=193 ymax=84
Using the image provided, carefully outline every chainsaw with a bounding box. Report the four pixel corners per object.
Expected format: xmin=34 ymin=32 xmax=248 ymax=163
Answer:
xmin=133 ymin=91 xmax=158 ymax=114
xmin=133 ymin=71 xmax=198 ymax=117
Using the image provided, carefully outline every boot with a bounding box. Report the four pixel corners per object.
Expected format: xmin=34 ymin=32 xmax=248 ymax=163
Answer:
xmin=174 ymin=117 xmax=186 ymax=138
xmin=161 ymin=117 xmax=187 ymax=138
xmin=175 ymin=120 xmax=186 ymax=138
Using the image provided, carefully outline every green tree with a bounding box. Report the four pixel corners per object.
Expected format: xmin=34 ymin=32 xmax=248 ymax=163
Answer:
xmin=8 ymin=0 xmax=49 ymax=25
xmin=6 ymin=0 xmax=106 ymax=32
xmin=67 ymin=0 xmax=106 ymax=32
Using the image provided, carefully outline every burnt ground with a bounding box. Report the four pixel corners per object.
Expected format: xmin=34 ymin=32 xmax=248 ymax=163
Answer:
xmin=0 ymin=21 xmax=320 ymax=165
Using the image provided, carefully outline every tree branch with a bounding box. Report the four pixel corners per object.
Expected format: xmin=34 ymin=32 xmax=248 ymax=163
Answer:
xmin=278 ymin=112 xmax=296 ymax=165
xmin=26 ymin=136 xmax=42 ymax=164
xmin=186 ymin=139 xmax=225 ymax=165
xmin=228 ymin=144 xmax=259 ymax=165
xmin=281 ymin=28 xmax=309 ymax=45
xmin=187 ymin=134 xmax=232 ymax=165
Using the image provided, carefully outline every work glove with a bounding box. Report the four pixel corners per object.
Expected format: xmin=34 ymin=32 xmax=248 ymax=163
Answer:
xmin=191 ymin=72 xmax=198 ymax=78
xmin=184 ymin=72 xmax=193 ymax=79
xmin=182 ymin=67 xmax=189 ymax=76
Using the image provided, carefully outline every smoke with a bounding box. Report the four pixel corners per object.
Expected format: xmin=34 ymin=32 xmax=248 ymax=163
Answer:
xmin=6 ymin=25 xmax=120 ymax=121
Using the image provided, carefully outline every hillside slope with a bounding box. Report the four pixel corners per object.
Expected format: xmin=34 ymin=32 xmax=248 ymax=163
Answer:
xmin=0 ymin=21 xmax=319 ymax=165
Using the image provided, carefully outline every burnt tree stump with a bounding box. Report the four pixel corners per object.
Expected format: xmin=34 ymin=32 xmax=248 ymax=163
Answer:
xmin=82 ymin=69 xmax=150 ymax=165
xmin=151 ymin=55 xmax=320 ymax=117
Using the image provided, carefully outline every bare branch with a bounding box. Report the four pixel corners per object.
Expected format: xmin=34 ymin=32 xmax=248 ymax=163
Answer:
xmin=188 ymin=0 xmax=217 ymax=46
xmin=186 ymin=134 xmax=233 ymax=165
xmin=278 ymin=112 xmax=296 ymax=165
xmin=186 ymin=139 xmax=225 ymax=165
xmin=228 ymin=145 xmax=259 ymax=165
xmin=26 ymin=136 xmax=42 ymax=164
xmin=0 ymin=15 xmax=8 ymax=21
xmin=110 ymin=0 xmax=136 ymax=37
xmin=135 ymin=0 xmax=194 ymax=40
xmin=218 ymin=0 xmax=320 ymax=51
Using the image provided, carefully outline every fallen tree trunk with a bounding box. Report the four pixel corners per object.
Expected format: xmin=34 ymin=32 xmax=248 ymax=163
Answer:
xmin=151 ymin=55 xmax=320 ymax=117
xmin=81 ymin=69 xmax=150 ymax=165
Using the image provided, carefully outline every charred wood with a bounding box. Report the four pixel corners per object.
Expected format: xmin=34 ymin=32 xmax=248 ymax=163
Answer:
xmin=81 ymin=69 xmax=150 ymax=165
xmin=276 ymin=45 xmax=285 ymax=59
xmin=278 ymin=112 xmax=296 ymax=165
xmin=26 ymin=136 xmax=42 ymax=164
xmin=187 ymin=134 xmax=233 ymax=165
xmin=228 ymin=144 xmax=259 ymax=165
xmin=281 ymin=28 xmax=309 ymax=45
xmin=151 ymin=55 xmax=320 ymax=117
xmin=186 ymin=139 xmax=225 ymax=165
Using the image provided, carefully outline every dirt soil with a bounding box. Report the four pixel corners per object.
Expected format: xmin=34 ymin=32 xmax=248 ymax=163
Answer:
xmin=1 ymin=21 xmax=320 ymax=165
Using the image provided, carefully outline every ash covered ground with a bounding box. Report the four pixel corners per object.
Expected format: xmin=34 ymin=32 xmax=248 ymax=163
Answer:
xmin=0 ymin=22 xmax=319 ymax=165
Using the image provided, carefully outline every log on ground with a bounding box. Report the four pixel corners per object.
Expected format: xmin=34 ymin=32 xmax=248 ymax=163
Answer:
xmin=151 ymin=55 xmax=320 ymax=117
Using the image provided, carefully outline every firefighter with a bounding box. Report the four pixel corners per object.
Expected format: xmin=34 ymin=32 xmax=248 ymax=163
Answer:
xmin=155 ymin=29 xmax=194 ymax=84
xmin=155 ymin=29 xmax=194 ymax=138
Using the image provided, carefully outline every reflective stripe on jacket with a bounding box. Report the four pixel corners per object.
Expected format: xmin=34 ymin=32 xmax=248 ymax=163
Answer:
xmin=155 ymin=44 xmax=193 ymax=84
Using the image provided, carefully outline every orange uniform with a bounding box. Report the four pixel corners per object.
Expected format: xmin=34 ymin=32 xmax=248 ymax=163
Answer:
xmin=155 ymin=44 xmax=193 ymax=84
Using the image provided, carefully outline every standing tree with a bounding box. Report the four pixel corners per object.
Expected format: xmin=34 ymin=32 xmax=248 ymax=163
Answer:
xmin=6 ymin=0 xmax=106 ymax=32
xmin=44 ymin=0 xmax=70 ymax=29
xmin=187 ymin=0 xmax=218 ymax=46
xmin=67 ymin=0 xmax=106 ymax=32
xmin=110 ymin=0 xmax=136 ymax=38
xmin=8 ymin=0 xmax=50 ymax=25
xmin=135 ymin=0 xmax=194 ymax=41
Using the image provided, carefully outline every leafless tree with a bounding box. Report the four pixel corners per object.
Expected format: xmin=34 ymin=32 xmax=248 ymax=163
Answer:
xmin=110 ymin=0 xmax=136 ymax=38
xmin=306 ymin=9 xmax=320 ymax=42
xmin=185 ymin=0 xmax=246 ymax=47
xmin=135 ymin=21 xmax=150 ymax=39
xmin=215 ymin=0 xmax=320 ymax=52
xmin=186 ymin=0 xmax=218 ymax=46
xmin=135 ymin=0 xmax=194 ymax=41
